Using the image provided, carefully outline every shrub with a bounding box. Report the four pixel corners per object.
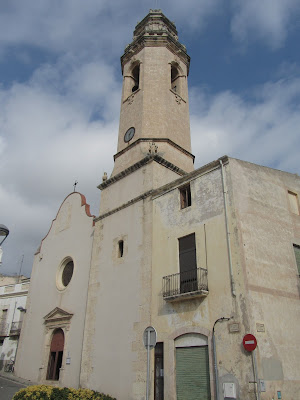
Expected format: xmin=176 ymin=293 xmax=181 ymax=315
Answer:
xmin=13 ymin=385 xmax=116 ymax=400
xmin=13 ymin=385 xmax=52 ymax=400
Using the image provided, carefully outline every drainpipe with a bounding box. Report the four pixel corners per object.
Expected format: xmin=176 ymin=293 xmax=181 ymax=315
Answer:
xmin=213 ymin=317 xmax=232 ymax=400
xmin=219 ymin=159 xmax=236 ymax=297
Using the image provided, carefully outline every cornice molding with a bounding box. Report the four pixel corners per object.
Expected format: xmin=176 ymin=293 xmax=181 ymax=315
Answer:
xmin=121 ymin=36 xmax=190 ymax=73
xmin=113 ymin=138 xmax=194 ymax=161
xmin=98 ymin=154 xmax=187 ymax=190
xmin=0 ymin=291 xmax=28 ymax=299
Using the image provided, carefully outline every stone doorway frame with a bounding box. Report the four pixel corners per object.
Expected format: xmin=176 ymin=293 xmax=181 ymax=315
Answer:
xmin=40 ymin=307 xmax=73 ymax=384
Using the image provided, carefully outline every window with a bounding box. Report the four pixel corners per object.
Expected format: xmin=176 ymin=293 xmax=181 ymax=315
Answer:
xmin=293 ymin=244 xmax=300 ymax=275
xmin=171 ymin=65 xmax=180 ymax=94
xmin=154 ymin=342 xmax=164 ymax=400
xmin=1 ymin=309 xmax=8 ymax=323
xmin=179 ymin=234 xmax=197 ymax=293
xmin=56 ymin=258 xmax=74 ymax=290
xmin=288 ymin=191 xmax=299 ymax=215
xmin=62 ymin=261 xmax=74 ymax=287
xmin=180 ymin=184 xmax=191 ymax=209
xmin=0 ymin=309 xmax=8 ymax=335
xmin=123 ymin=62 xmax=141 ymax=100
xmin=118 ymin=240 xmax=124 ymax=258
xmin=131 ymin=64 xmax=140 ymax=92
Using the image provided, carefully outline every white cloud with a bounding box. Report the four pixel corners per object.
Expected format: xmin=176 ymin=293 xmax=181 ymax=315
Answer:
xmin=230 ymin=0 xmax=300 ymax=49
xmin=0 ymin=55 xmax=120 ymax=276
xmin=1 ymin=0 xmax=298 ymax=59
xmin=190 ymin=75 xmax=300 ymax=173
xmin=163 ymin=0 xmax=222 ymax=30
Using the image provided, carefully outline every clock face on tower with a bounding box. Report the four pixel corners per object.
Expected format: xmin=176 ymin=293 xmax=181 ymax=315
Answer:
xmin=124 ymin=127 xmax=135 ymax=143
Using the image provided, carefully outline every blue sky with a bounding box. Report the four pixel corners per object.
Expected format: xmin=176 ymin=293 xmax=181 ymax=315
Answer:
xmin=0 ymin=0 xmax=299 ymax=276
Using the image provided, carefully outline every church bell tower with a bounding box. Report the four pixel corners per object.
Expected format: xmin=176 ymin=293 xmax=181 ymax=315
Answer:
xmin=111 ymin=9 xmax=194 ymax=177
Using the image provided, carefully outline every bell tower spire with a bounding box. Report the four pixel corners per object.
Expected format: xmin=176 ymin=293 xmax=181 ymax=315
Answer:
xmin=111 ymin=9 xmax=194 ymax=177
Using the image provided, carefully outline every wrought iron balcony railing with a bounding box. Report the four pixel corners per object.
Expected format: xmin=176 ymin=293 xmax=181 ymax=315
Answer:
xmin=163 ymin=267 xmax=208 ymax=301
xmin=0 ymin=323 xmax=9 ymax=337
xmin=10 ymin=321 xmax=22 ymax=335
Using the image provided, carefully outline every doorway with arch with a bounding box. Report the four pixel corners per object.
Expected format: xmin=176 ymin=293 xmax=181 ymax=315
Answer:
xmin=46 ymin=328 xmax=64 ymax=381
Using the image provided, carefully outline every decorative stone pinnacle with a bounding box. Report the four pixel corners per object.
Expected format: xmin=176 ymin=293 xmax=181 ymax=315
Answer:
xmin=133 ymin=10 xmax=178 ymax=42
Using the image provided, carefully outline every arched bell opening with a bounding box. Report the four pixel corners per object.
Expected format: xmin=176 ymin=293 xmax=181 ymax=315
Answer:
xmin=131 ymin=64 xmax=140 ymax=92
xmin=170 ymin=62 xmax=185 ymax=97
xmin=46 ymin=328 xmax=64 ymax=381
xmin=122 ymin=61 xmax=141 ymax=100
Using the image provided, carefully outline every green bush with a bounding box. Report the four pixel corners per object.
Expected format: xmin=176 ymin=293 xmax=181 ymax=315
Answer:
xmin=13 ymin=385 xmax=117 ymax=400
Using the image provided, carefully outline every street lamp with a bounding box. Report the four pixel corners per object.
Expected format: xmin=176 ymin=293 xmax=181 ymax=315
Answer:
xmin=0 ymin=224 xmax=9 ymax=246
xmin=0 ymin=224 xmax=9 ymax=264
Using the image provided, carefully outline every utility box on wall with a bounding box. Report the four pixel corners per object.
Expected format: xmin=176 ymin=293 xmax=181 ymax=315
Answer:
xmin=223 ymin=382 xmax=237 ymax=399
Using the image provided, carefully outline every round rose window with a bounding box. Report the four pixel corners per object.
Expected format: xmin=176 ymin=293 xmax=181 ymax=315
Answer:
xmin=57 ymin=258 xmax=74 ymax=290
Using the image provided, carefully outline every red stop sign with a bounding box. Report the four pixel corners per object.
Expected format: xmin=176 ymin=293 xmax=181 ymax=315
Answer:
xmin=243 ymin=334 xmax=257 ymax=352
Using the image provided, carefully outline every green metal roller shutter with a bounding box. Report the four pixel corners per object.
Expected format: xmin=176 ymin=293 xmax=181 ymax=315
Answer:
xmin=176 ymin=346 xmax=211 ymax=400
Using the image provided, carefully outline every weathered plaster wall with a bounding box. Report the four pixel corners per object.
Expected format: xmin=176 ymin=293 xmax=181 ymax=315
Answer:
xmin=85 ymin=161 xmax=265 ymax=400
xmin=229 ymin=158 xmax=300 ymax=399
xmin=150 ymin=166 xmax=250 ymax=399
xmin=81 ymin=195 xmax=152 ymax=399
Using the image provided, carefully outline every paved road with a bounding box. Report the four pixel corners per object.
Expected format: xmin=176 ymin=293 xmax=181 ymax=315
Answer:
xmin=0 ymin=375 xmax=27 ymax=400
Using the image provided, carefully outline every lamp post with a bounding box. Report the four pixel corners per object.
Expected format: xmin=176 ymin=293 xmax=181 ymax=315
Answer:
xmin=0 ymin=224 xmax=9 ymax=245
xmin=212 ymin=317 xmax=232 ymax=400
xmin=0 ymin=224 xmax=9 ymax=264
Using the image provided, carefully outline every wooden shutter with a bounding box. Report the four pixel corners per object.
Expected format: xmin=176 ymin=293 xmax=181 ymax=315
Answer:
xmin=179 ymin=234 xmax=197 ymax=273
xmin=176 ymin=346 xmax=211 ymax=400
xmin=179 ymin=234 xmax=197 ymax=293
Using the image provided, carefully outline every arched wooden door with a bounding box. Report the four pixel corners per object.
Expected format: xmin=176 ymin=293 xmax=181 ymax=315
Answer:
xmin=47 ymin=328 xmax=64 ymax=380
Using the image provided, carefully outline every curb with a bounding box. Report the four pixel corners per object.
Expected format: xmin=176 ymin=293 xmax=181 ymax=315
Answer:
xmin=0 ymin=371 xmax=34 ymax=387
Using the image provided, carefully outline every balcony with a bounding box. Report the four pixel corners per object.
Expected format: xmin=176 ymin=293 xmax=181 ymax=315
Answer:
xmin=0 ymin=323 xmax=9 ymax=337
xmin=10 ymin=321 xmax=22 ymax=336
xmin=163 ymin=267 xmax=208 ymax=301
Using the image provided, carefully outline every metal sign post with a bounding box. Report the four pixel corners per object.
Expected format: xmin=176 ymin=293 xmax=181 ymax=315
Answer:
xmin=252 ymin=350 xmax=261 ymax=400
xmin=143 ymin=326 xmax=157 ymax=400
xmin=243 ymin=334 xmax=260 ymax=400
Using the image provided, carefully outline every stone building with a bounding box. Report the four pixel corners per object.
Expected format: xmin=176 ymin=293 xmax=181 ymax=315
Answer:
xmin=0 ymin=274 xmax=29 ymax=370
xmin=15 ymin=10 xmax=300 ymax=400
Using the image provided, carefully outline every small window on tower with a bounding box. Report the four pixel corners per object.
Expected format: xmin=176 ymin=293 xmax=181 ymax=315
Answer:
xmin=288 ymin=191 xmax=299 ymax=215
xmin=180 ymin=184 xmax=191 ymax=209
xmin=118 ymin=240 xmax=124 ymax=258
xmin=132 ymin=65 xmax=140 ymax=92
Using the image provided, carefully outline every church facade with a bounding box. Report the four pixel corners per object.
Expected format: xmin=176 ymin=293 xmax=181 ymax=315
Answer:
xmin=15 ymin=10 xmax=300 ymax=400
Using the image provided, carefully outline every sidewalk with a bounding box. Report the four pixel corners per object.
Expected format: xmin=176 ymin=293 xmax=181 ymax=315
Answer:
xmin=0 ymin=370 xmax=35 ymax=387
